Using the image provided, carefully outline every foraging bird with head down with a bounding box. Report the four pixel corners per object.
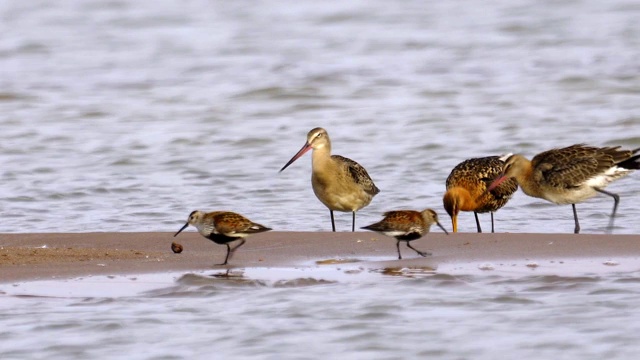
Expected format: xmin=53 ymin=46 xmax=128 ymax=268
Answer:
xmin=443 ymin=156 xmax=518 ymax=233
xmin=488 ymin=144 xmax=640 ymax=234
xmin=174 ymin=210 xmax=271 ymax=265
xmin=279 ymin=127 xmax=380 ymax=232
xmin=362 ymin=209 xmax=448 ymax=260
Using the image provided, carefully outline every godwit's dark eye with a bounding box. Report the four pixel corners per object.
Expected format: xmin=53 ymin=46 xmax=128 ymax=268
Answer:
xmin=317 ymin=133 xmax=323 ymax=138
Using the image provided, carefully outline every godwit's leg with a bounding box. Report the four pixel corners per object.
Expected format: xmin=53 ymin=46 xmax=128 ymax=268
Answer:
xmin=490 ymin=212 xmax=495 ymax=233
xmin=572 ymin=204 xmax=580 ymax=234
xmin=473 ymin=212 xmax=482 ymax=233
xmin=407 ymin=242 xmax=431 ymax=257
xmin=219 ymin=244 xmax=232 ymax=265
xmin=351 ymin=211 xmax=356 ymax=232
xmin=330 ymin=210 xmax=336 ymax=232
xmin=396 ymin=240 xmax=402 ymax=260
xmin=594 ymin=188 xmax=620 ymax=234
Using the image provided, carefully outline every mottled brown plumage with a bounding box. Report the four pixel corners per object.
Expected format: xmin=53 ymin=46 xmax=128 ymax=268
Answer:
xmin=361 ymin=209 xmax=448 ymax=259
xmin=280 ymin=127 xmax=380 ymax=232
xmin=488 ymin=144 xmax=640 ymax=234
xmin=174 ymin=210 xmax=272 ymax=265
xmin=443 ymin=156 xmax=518 ymax=233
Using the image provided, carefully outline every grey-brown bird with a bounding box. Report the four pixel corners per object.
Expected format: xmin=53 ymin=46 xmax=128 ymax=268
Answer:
xmin=361 ymin=209 xmax=449 ymax=260
xmin=488 ymin=144 xmax=640 ymax=234
xmin=174 ymin=210 xmax=271 ymax=265
xmin=280 ymin=127 xmax=380 ymax=232
xmin=443 ymin=156 xmax=518 ymax=233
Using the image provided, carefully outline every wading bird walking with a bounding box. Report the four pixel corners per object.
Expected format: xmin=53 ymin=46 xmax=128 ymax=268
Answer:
xmin=362 ymin=209 xmax=448 ymax=259
xmin=488 ymin=144 xmax=640 ymax=234
xmin=443 ymin=156 xmax=518 ymax=232
xmin=280 ymin=127 xmax=379 ymax=232
xmin=174 ymin=210 xmax=271 ymax=265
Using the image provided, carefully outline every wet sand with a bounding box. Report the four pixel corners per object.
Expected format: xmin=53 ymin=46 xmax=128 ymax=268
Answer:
xmin=1 ymin=232 xmax=640 ymax=283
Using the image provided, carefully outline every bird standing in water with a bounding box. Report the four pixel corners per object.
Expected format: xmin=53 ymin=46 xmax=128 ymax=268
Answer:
xmin=280 ymin=127 xmax=380 ymax=232
xmin=488 ymin=144 xmax=640 ymax=234
xmin=362 ymin=209 xmax=448 ymax=260
xmin=443 ymin=156 xmax=518 ymax=233
xmin=174 ymin=210 xmax=271 ymax=265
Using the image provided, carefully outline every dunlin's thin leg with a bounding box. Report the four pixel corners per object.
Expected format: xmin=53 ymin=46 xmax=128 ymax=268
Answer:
xmin=407 ymin=242 xmax=431 ymax=257
xmin=396 ymin=240 xmax=402 ymax=260
xmin=474 ymin=212 xmax=482 ymax=233
xmin=230 ymin=239 xmax=246 ymax=253
xmin=594 ymin=188 xmax=620 ymax=234
xmin=219 ymin=244 xmax=232 ymax=265
xmin=572 ymin=204 xmax=580 ymax=234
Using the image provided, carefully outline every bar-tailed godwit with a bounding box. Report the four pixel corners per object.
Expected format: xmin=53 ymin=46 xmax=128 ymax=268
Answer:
xmin=280 ymin=127 xmax=380 ymax=232
xmin=174 ymin=210 xmax=272 ymax=265
xmin=488 ymin=144 xmax=640 ymax=234
xmin=361 ymin=209 xmax=448 ymax=259
xmin=443 ymin=156 xmax=518 ymax=233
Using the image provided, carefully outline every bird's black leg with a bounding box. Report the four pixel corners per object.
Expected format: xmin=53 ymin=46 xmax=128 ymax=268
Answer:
xmin=352 ymin=211 xmax=356 ymax=232
xmin=572 ymin=204 xmax=580 ymax=234
xmin=594 ymin=188 xmax=620 ymax=234
xmin=407 ymin=242 xmax=431 ymax=257
xmin=230 ymin=239 xmax=246 ymax=252
xmin=330 ymin=210 xmax=336 ymax=232
xmin=396 ymin=240 xmax=402 ymax=260
xmin=224 ymin=239 xmax=245 ymax=264
xmin=474 ymin=212 xmax=482 ymax=233
xmin=219 ymin=243 xmax=232 ymax=265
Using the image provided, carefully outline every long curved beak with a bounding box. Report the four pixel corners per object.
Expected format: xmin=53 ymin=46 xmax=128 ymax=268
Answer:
xmin=279 ymin=142 xmax=312 ymax=172
xmin=451 ymin=215 xmax=457 ymax=233
xmin=487 ymin=174 xmax=507 ymax=192
xmin=174 ymin=222 xmax=189 ymax=237
xmin=437 ymin=221 xmax=449 ymax=235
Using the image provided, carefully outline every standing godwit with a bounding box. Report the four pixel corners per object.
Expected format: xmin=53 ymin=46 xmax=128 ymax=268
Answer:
xmin=443 ymin=156 xmax=518 ymax=233
xmin=174 ymin=210 xmax=272 ymax=265
xmin=488 ymin=144 xmax=640 ymax=234
xmin=361 ymin=209 xmax=448 ymax=259
xmin=279 ymin=127 xmax=380 ymax=232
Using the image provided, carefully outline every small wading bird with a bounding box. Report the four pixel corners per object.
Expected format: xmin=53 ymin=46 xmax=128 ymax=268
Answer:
xmin=174 ymin=210 xmax=272 ymax=265
xmin=279 ymin=127 xmax=380 ymax=232
xmin=362 ymin=209 xmax=449 ymax=259
xmin=443 ymin=156 xmax=518 ymax=233
xmin=488 ymin=144 xmax=640 ymax=234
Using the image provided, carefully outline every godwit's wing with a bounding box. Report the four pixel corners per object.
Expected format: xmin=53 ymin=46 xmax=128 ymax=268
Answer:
xmin=531 ymin=144 xmax=629 ymax=188
xmin=332 ymin=155 xmax=380 ymax=196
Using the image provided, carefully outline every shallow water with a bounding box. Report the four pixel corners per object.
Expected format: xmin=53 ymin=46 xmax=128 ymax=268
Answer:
xmin=1 ymin=0 xmax=640 ymax=358
xmin=2 ymin=268 xmax=640 ymax=360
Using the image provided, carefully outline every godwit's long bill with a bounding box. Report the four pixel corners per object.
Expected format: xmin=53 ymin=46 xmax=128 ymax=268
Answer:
xmin=488 ymin=144 xmax=640 ymax=234
xmin=174 ymin=210 xmax=272 ymax=265
xmin=443 ymin=156 xmax=518 ymax=233
xmin=279 ymin=127 xmax=380 ymax=232
xmin=361 ymin=209 xmax=448 ymax=259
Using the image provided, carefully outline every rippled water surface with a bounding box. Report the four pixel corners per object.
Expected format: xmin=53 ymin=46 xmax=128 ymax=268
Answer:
xmin=2 ymin=269 xmax=640 ymax=359
xmin=1 ymin=0 xmax=639 ymax=234
xmin=1 ymin=0 xmax=640 ymax=358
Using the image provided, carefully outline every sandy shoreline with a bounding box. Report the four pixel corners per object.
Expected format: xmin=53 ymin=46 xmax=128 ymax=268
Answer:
xmin=1 ymin=231 xmax=640 ymax=283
